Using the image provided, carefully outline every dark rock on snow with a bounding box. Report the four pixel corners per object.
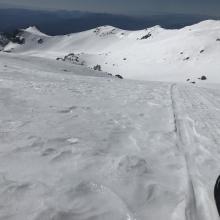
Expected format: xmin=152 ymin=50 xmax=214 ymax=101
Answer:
xmin=115 ymin=74 xmax=123 ymax=79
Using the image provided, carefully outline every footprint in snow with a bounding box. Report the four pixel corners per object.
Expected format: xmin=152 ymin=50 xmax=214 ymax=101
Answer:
xmin=58 ymin=106 xmax=77 ymax=114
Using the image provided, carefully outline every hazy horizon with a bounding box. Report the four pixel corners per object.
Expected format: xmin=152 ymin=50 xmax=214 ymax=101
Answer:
xmin=0 ymin=0 xmax=220 ymax=17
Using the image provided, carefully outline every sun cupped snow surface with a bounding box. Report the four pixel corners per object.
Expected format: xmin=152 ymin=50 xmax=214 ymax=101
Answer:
xmin=0 ymin=53 xmax=220 ymax=220
xmin=4 ymin=20 xmax=220 ymax=83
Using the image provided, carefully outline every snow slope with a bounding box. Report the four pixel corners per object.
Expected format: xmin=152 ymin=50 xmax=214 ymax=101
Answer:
xmin=3 ymin=20 xmax=220 ymax=83
xmin=0 ymin=53 xmax=220 ymax=220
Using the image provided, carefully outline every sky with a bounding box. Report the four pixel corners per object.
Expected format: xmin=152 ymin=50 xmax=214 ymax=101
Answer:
xmin=0 ymin=0 xmax=220 ymax=16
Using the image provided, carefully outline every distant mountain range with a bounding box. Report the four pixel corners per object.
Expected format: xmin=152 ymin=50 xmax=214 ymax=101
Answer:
xmin=3 ymin=20 xmax=220 ymax=83
xmin=0 ymin=8 xmax=219 ymax=35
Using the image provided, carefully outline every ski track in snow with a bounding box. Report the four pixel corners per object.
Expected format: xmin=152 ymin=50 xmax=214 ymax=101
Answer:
xmin=171 ymin=84 xmax=220 ymax=220
xmin=0 ymin=54 xmax=220 ymax=219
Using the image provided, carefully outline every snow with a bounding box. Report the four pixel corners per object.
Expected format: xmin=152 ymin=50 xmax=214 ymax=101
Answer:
xmin=23 ymin=26 xmax=49 ymax=37
xmin=0 ymin=52 xmax=220 ymax=220
xmin=3 ymin=20 xmax=220 ymax=83
xmin=1 ymin=19 xmax=220 ymax=219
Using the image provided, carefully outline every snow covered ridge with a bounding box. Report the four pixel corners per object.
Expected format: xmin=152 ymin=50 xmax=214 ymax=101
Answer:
xmin=3 ymin=20 xmax=220 ymax=83
xmin=23 ymin=26 xmax=49 ymax=37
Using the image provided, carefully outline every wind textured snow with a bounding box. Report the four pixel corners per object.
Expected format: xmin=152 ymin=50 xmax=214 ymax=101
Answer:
xmin=0 ymin=52 xmax=220 ymax=220
xmin=3 ymin=20 xmax=220 ymax=83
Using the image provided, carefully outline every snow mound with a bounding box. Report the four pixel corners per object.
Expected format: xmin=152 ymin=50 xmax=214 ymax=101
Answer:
xmin=23 ymin=26 xmax=48 ymax=36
